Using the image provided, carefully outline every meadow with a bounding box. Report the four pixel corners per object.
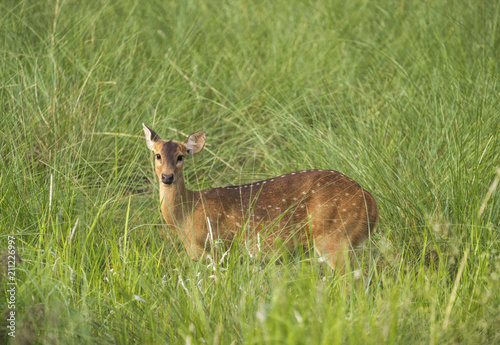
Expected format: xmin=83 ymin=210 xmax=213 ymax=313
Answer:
xmin=1 ymin=0 xmax=499 ymax=343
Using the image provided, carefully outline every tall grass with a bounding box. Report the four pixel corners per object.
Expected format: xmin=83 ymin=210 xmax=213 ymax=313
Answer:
xmin=1 ymin=0 xmax=499 ymax=343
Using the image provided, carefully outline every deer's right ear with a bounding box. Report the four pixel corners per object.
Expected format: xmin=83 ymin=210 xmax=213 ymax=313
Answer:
xmin=142 ymin=123 xmax=161 ymax=151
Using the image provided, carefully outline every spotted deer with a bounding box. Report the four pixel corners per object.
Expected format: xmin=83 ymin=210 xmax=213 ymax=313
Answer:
xmin=143 ymin=124 xmax=378 ymax=272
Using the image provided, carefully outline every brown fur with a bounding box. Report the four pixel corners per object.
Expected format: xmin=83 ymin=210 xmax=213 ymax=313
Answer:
xmin=143 ymin=124 xmax=378 ymax=271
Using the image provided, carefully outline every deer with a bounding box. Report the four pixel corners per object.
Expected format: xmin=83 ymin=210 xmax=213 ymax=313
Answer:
xmin=142 ymin=124 xmax=379 ymax=273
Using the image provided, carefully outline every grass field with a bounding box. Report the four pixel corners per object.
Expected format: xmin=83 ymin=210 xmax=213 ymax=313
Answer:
xmin=1 ymin=0 xmax=499 ymax=344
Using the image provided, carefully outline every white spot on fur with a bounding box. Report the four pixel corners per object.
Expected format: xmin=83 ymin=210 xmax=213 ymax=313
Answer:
xmin=282 ymin=199 xmax=286 ymax=202
xmin=236 ymin=222 xmax=241 ymax=227
xmin=293 ymin=197 xmax=297 ymax=201
xmin=302 ymin=192 xmax=306 ymax=195
xmin=271 ymin=179 xmax=274 ymax=182
xmin=311 ymin=190 xmax=315 ymax=193
xmin=301 ymin=205 xmax=305 ymax=208
xmin=345 ymin=193 xmax=349 ymax=196
xmin=292 ymin=173 xmax=295 ymax=175
xmin=317 ymin=183 xmax=321 ymax=187
xmin=343 ymin=209 xmax=347 ymax=212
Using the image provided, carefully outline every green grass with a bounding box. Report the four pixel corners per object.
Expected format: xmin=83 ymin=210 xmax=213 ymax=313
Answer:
xmin=1 ymin=0 xmax=499 ymax=343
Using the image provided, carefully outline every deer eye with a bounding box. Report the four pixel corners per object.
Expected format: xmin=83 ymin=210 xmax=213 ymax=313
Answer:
xmin=156 ymin=154 xmax=161 ymax=160
xmin=177 ymin=155 xmax=184 ymax=163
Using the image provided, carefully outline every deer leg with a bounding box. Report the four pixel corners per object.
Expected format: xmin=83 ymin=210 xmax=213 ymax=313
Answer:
xmin=313 ymin=234 xmax=348 ymax=274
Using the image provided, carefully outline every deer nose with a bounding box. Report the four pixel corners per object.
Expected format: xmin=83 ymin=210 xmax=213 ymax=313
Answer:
xmin=161 ymin=174 xmax=174 ymax=185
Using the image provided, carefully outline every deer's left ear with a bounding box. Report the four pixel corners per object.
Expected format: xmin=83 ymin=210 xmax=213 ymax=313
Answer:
xmin=142 ymin=123 xmax=162 ymax=151
xmin=184 ymin=131 xmax=206 ymax=155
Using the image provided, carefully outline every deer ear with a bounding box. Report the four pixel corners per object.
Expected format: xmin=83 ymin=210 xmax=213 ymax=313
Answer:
xmin=142 ymin=123 xmax=162 ymax=151
xmin=184 ymin=131 xmax=206 ymax=155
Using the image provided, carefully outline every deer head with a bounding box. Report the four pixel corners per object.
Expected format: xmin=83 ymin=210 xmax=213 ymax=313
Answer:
xmin=142 ymin=123 xmax=206 ymax=186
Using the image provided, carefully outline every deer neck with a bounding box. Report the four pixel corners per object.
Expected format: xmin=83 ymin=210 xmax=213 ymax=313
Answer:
xmin=159 ymin=178 xmax=196 ymax=230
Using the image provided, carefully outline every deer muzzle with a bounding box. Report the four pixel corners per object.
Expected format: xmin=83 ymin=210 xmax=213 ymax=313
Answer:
xmin=161 ymin=173 xmax=174 ymax=185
